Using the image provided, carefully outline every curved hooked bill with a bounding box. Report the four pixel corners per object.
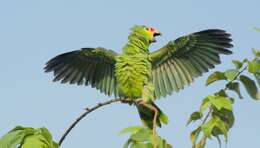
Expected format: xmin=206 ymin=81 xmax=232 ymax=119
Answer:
xmin=151 ymin=32 xmax=161 ymax=43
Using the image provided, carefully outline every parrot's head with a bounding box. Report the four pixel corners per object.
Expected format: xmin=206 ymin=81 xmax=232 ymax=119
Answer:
xmin=130 ymin=25 xmax=161 ymax=44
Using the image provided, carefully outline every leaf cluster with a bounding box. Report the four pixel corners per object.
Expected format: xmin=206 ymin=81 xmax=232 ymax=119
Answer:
xmin=0 ymin=126 xmax=58 ymax=148
xmin=188 ymin=95 xmax=234 ymax=148
xmin=188 ymin=49 xmax=260 ymax=148
xmin=120 ymin=126 xmax=172 ymax=148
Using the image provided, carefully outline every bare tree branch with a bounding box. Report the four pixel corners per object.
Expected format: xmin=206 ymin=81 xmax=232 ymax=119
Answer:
xmin=58 ymin=98 xmax=133 ymax=146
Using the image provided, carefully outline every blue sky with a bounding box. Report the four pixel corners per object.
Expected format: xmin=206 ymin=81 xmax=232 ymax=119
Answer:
xmin=0 ymin=0 xmax=259 ymax=147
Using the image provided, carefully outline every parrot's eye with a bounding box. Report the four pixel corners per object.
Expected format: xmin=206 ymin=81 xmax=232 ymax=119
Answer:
xmin=145 ymin=27 xmax=150 ymax=31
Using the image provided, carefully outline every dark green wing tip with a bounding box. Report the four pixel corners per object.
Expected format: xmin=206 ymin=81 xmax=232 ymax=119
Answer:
xmin=193 ymin=29 xmax=233 ymax=55
xmin=224 ymin=49 xmax=233 ymax=55
xmin=44 ymin=48 xmax=99 ymax=73
xmin=44 ymin=48 xmax=103 ymax=84
xmin=44 ymin=50 xmax=80 ymax=73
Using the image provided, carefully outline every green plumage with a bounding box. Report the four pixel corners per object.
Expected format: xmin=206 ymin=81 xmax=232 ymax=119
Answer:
xmin=44 ymin=25 xmax=233 ymax=129
xmin=115 ymin=54 xmax=152 ymax=99
xmin=115 ymin=26 xmax=153 ymax=101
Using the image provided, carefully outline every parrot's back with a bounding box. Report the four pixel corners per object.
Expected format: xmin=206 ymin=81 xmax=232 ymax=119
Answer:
xmin=115 ymin=53 xmax=152 ymax=99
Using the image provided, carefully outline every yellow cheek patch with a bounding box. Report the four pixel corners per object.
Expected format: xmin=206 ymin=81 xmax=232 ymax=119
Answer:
xmin=145 ymin=30 xmax=154 ymax=37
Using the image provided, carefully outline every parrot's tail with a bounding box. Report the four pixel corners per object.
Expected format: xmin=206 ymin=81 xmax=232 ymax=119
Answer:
xmin=136 ymin=101 xmax=168 ymax=129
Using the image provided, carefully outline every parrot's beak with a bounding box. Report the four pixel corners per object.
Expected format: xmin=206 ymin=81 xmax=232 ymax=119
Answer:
xmin=153 ymin=32 xmax=161 ymax=37
xmin=151 ymin=31 xmax=161 ymax=43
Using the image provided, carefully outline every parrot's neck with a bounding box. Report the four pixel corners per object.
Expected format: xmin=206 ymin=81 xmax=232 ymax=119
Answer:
xmin=122 ymin=33 xmax=150 ymax=55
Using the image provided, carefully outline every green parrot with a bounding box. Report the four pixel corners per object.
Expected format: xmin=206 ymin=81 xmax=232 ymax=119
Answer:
xmin=44 ymin=25 xmax=233 ymax=131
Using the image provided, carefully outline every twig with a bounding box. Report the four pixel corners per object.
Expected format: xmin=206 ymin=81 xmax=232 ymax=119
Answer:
xmin=58 ymin=98 xmax=132 ymax=146
xmin=202 ymin=106 xmax=213 ymax=124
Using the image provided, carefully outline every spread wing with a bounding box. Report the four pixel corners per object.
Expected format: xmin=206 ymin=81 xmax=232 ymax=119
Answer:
xmin=44 ymin=47 xmax=119 ymax=96
xmin=149 ymin=29 xmax=233 ymax=99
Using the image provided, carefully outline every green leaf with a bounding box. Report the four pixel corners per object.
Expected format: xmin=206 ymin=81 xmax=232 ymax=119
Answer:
xmin=21 ymin=127 xmax=58 ymax=148
xmin=201 ymin=118 xmax=215 ymax=138
xmin=240 ymin=75 xmax=259 ymax=100
xmin=159 ymin=113 xmax=169 ymax=125
xmin=232 ymin=60 xmax=243 ymax=69
xmin=187 ymin=112 xmax=202 ymax=125
xmin=248 ymin=59 xmax=260 ymax=74
xmin=123 ymin=139 xmax=132 ymax=148
xmin=145 ymin=143 xmax=154 ymax=148
xmin=130 ymin=129 xmax=151 ymax=142
xmin=130 ymin=142 xmax=146 ymax=148
xmin=201 ymin=116 xmax=228 ymax=141
xmin=122 ymin=126 xmax=172 ymax=148
xmin=252 ymin=48 xmax=260 ymax=57
xmin=0 ymin=126 xmax=58 ymax=148
xmin=38 ymin=128 xmax=54 ymax=146
xmin=243 ymin=58 xmax=249 ymax=63
xmin=0 ymin=126 xmax=36 ymax=148
xmin=208 ymin=96 xmax=233 ymax=111
xmin=21 ymin=135 xmax=49 ymax=148
xmin=190 ymin=127 xmax=201 ymax=146
xmin=212 ymin=117 xmax=229 ymax=145
xmin=0 ymin=127 xmax=28 ymax=148
xmin=154 ymin=136 xmax=163 ymax=148
xmin=254 ymin=27 xmax=260 ymax=32
xmin=52 ymin=142 xmax=59 ymax=148
xmin=224 ymin=69 xmax=239 ymax=81
xmin=255 ymin=74 xmax=260 ymax=87
xmin=161 ymin=139 xmax=172 ymax=148
xmin=120 ymin=126 xmax=143 ymax=135
xmin=211 ymin=117 xmax=228 ymax=142
xmin=226 ymin=82 xmax=243 ymax=99
xmin=215 ymin=89 xmax=228 ymax=97
xmin=213 ymin=109 xmax=235 ymax=129
xmin=206 ymin=71 xmax=226 ymax=86
xmin=199 ymin=98 xmax=210 ymax=113
xmin=154 ymin=135 xmax=172 ymax=148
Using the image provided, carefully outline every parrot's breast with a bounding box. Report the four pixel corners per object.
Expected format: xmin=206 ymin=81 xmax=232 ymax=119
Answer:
xmin=115 ymin=54 xmax=152 ymax=98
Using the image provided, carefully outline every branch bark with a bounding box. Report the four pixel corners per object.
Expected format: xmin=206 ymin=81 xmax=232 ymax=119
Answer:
xmin=202 ymin=106 xmax=213 ymax=124
xmin=58 ymin=98 xmax=132 ymax=146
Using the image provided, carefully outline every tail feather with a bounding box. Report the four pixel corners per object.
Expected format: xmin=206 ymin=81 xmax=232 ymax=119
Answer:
xmin=136 ymin=101 xmax=168 ymax=129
